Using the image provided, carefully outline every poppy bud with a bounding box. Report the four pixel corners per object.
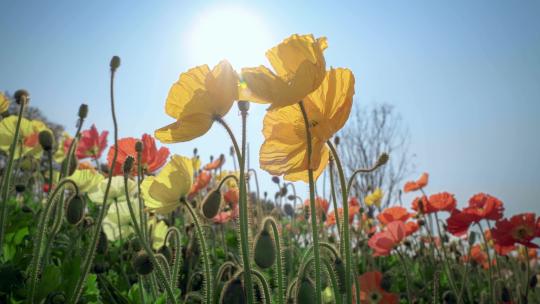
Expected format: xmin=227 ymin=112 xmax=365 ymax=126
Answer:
xmin=442 ymin=291 xmax=457 ymax=304
xmin=468 ymin=231 xmax=477 ymax=246
xmin=271 ymin=176 xmax=280 ymax=184
xmin=221 ymin=278 xmax=247 ymax=303
xmin=22 ymin=205 xmax=33 ymax=213
xmin=501 ymin=287 xmax=510 ymax=302
xmin=280 ymin=186 xmax=288 ymax=196
xmin=132 ymin=251 xmax=153 ymax=275
xmin=418 ymin=219 xmax=425 ymax=226
xmin=334 ymin=258 xmax=347 ymax=294
xmin=254 ymin=229 xmax=276 ymax=269
xmin=38 ymin=130 xmax=54 ymax=152
xmin=15 ymin=184 xmax=26 ymax=193
xmin=297 ymin=279 xmax=316 ymax=303
xmin=333 ymin=136 xmax=340 ymax=146
xmin=14 ymin=89 xmax=29 ymax=105
xmin=97 ymin=230 xmax=108 ymax=254
xmin=82 ymin=216 xmax=94 ymax=229
xmin=158 ymin=245 xmax=172 ymax=262
xmin=47 ymin=291 xmax=66 ymax=304
xmin=380 ymin=273 xmax=392 ymax=291
xmin=130 ymin=238 xmax=142 ymax=252
xmin=193 ymin=148 xmax=198 ymax=155
xmin=110 ymin=55 xmax=121 ymax=71
xmin=65 ymin=195 xmax=85 ymax=225
xmin=61 ymin=157 xmax=78 ymax=176
xmin=283 ymin=203 xmax=294 ymax=217
xmin=229 ymin=146 xmax=234 ymax=156
xmin=92 ymin=261 xmax=108 ymax=274
xmin=237 ymin=100 xmax=250 ymax=112
xmin=123 ymin=156 xmax=135 ymax=175
xmin=375 ymin=153 xmax=389 ymax=168
xmin=530 ymin=274 xmax=538 ymax=288
xmin=135 ymin=140 xmax=143 ymax=153
xmin=202 ymin=189 xmax=222 ymax=219
xmin=78 ymin=104 xmax=88 ymax=119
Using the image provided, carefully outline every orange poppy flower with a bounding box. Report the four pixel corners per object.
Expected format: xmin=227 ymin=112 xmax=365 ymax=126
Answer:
xmin=204 ymin=154 xmax=225 ymax=170
xmin=405 ymin=221 xmax=419 ymax=236
xmin=403 ymin=172 xmax=428 ymax=193
xmin=463 ymin=245 xmax=489 ymax=269
xmin=188 ymin=171 xmax=212 ymax=198
xmin=368 ymin=221 xmax=406 ymax=256
xmin=412 ymin=193 xmax=456 ymax=214
xmin=303 ymin=197 xmax=330 ymax=219
xmin=223 ymin=188 xmax=239 ymax=207
xmin=107 ymin=134 xmax=169 ymax=175
xmin=76 ymin=124 xmax=109 ymax=160
xmin=352 ymin=271 xmax=399 ymax=304
xmin=492 ymin=213 xmax=539 ymax=248
xmin=377 ymin=206 xmax=411 ymax=225
xmin=325 ymin=205 xmax=358 ymax=227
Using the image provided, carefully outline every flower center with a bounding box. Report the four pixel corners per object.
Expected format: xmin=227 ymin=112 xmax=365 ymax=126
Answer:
xmin=368 ymin=291 xmax=382 ymax=303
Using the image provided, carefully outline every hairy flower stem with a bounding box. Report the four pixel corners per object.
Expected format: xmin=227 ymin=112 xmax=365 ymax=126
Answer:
xmin=476 ymin=222 xmax=496 ymax=303
xmin=396 ymin=249 xmax=414 ymax=303
xmin=182 ymin=200 xmax=213 ymax=304
xmin=327 ymin=141 xmax=353 ymax=304
xmin=263 ymin=217 xmax=285 ymax=304
xmin=123 ymin=177 xmax=177 ymax=303
xmin=434 ymin=212 xmax=462 ymax=304
xmin=69 ymin=59 xmax=121 ymax=303
xmin=28 ymin=179 xmax=78 ymax=302
xmin=298 ymin=101 xmax=322 ymax=304
xmin=136 ymin=151 xmax=148 ymax=242
xmin=0 ymin=98 xmax=26 ymax=253
xmin=215 ymin=113 xmax=254 ymax=303
xmin=328 ymin=160 xmax=342 ymax=241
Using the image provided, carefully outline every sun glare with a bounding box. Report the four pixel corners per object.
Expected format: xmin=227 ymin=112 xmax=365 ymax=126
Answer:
xmin=186 ymin=5 xmax=275 ymax=68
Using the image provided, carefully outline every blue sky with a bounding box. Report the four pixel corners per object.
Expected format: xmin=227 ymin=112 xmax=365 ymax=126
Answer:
xmin=1 ymin=1 xmax=539 ymax=216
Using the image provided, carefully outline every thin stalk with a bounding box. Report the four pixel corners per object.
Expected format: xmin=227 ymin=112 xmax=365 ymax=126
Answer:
xmin=328 ymin=160 xmax=341 ymax=245
xmin=263 ymin=217 xmax=285 ymax=304
xmin=136 ymin=150 xmax=148 ymax=242
xmin=215 ymin=114 xmax=254 ymax=303
xmin=434 ymin=212 xmax=462 ymax=303
xmin=396 ymin=249 xmax=413 ymax=303
xmin=327 ymin=141 xmax=353 ymax=304
xmin=298 ymin=100 xmax=322 ymax=304
xmin=476 ymin=222 xmax=495 ymax=303
xmin=0 ymin=97 xmax=26 ymax=252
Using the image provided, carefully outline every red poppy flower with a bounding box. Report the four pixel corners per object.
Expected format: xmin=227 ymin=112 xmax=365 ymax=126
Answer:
xmin=76 ymin=124 xmax=108 ymax=160
xmin=377 ymin=206 xmax=411 ymax=225
xmin=368 ymin=221 xmax=406 ymax=256
xmin=403 ymin=172 xmax=428 ymax=193
xmin=325 ymin=205 xmax=358 ymax=227
xmin=447 ymin=193 xmax=504 ymax=236
xmin=223 ymin=188 xmax=239 ymax=207
xmin=412 ymin=193 xmax=456 ymax=214
xmin=188 ymin=171 xmax=212 ymax=198
xmin=304 ymin=197 xmax=330 ymax=218
xmin=484 ymin=229 xmax=516 ymax=256
xmin=107 ymin=134 xmax=169 ymax=175
xmin=352 ymin=271 xmax=399 ymax=304
xmin=405 ymin=221 xmax=419 ymax=236
xmin=463 ymin=245 xmax=489 ymax=269
xmin=204 ymin=154 xmax=225 ymax=170
xmin=492 ymin=213 xmax=539 ymax=248
xmin=349 ymin=197 xmax=360 ymax=208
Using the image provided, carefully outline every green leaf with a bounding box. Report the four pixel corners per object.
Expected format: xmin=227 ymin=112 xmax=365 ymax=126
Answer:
xmin=36 ymin=265 xmax=62 ymax=301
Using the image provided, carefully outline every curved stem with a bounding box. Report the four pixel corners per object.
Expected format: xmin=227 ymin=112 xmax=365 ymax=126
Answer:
xmin=0 ymin=99 xmax=26 ymax=252
xmin=137 ymin=150 xmax=148 ymax=242
xmin=165 ymin=226 xmax=183 ymax=289
xmin=328 ymin=160 xmax=341 ymax=244
xmin=322 ymin=258 xmax=343 ymax=304
xmin=327 ymin=140 xmax=353 ymax=304
xmin=215 ymin=114 xmax=254 ymax=303
xmin=217 ymin=174 xmax=239 ymax=190
xmin=182 ymin=199 xmax=213 ymax=304
xmin=298 ymin=100 xmax=322 ymax=304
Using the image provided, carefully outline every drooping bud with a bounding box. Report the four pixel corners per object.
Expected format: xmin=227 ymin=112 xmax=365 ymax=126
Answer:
xmin=271 ymin=176 xmax=280 ymax=184
xmin=110 ymin=56 xmax=121 ymax=71
xmin=237 ymin=100 xmax=250 ymax=112
xmin=65 ymin=195 xmax=86 ymax=225
xmin=193 ymin=148 xmax=198 ymax=155
xmin=78 ymin=104 xmax=88 ymax=119
xmin=380 ymin=273 xmax=392 ymax=291
xmin=297 ymin=279 xmax=316 ymax=303
xmin=61 ymin=157 xmax=78 ymax=176
xmin=135 ymin=140 xmax=143 ymax=153
xmin=14 ymin=89 xmax=29 ymax=105
xmin=221 ymin=278 xmax=247 ymax=304
xmin=468 ymin=231 xmax=477 ymax=246
xmin=442 ymin=291 xmax=457 ymax=304
xmin=530 ymin=274 xmax=538 ymax=288
xmin=254 ymin=229 xmax=275 ymax=269
xmin=334 ymin=258 xmax=347 ymax=294
xmin=15 ymin=184 xmax=26 ymax=193
xmin=38 ymin=130 xmax=54 ymax=152
xmin=283 ymin=203 xmax=294 ymax=217
xmin=96 ymin=230 xmax=108 ymax=254
xmin=201 ymin=189 xmax=222 ymax=219
xmin=158 ymin=245 xmax=172 ymax=262
xmin=132 ymin=251 xmax=154 ymax=275
xmin=47 ymin=292 xmax=66 ymax=304
xmin=375 ymin=153 xmax=389 ymax=169
xmin=501 ymin=287 xmax=511 ymax=302
xmin=123 ymin=155 xmax=135 ymax=175
xmin=333 ymin=136 xmax=340 ymax=146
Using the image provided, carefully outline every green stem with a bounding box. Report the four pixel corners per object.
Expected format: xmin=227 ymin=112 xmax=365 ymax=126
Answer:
xmin=328 ymin=160 xmax=342 ymax=242
xmin=215 ymin=114 xmax=254 ymax=303
xmin=434 ymin=212 xmax=462 ymax=303
xmin=136 ymin=150 xmax=148 ymax=242
xmin=0 ymin=98 xmax=26 ymax=253
xmin=182 ymin=199 xmax=213 ymax=304
xmin=327 ymin=141 xmax=353 ymax=304
xmin=263 ymin=217 xmax=285 ymax=304
xmin=298 ymin=101 xmax=322 ymax=304
xmin=476 ymin=222 xmax=495 ymax=303
xmin=396 ymin=249 xmax=414 ymax=303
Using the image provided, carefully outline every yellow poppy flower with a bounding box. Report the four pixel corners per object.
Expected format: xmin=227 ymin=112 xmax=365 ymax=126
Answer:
xmin=155 ymin=60 xmax=239 ymax=143
xmin=148 ymin=217 xmax=168 ymax=250
xmin=88 ymin=176 xmax=137 ymax=204
xmin=216 ymin=170 xmax=239 ymax=188
xmin=70 ymin=168 xmax=105 ymax=193
xmin=191 ymin=156 xmax=201 ymax=173
xmin=102 ymin=198 xmax=139 ymax=241
xmin=364 ymin=188 xmax=384 ymax=207
xmin=141 ymin=155 xmax=193 ymax=214
xmin=259 ymin=68 xmax=355 ymax=182
xmin=0 ymin=92 xmax=9 ymax=113
xmin=241 ymin=34 xmax=328 ymax=109
xmin=0 ymin=116 xmax=52 ymax=159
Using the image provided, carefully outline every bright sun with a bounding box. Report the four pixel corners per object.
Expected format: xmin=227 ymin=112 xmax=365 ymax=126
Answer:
xmin=186 ymin=5 xmax=275 ymax=68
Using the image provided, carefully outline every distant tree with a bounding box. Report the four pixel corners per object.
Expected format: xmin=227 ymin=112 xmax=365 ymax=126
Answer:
xmin=337 ymin=103 xmax=414 ymax=209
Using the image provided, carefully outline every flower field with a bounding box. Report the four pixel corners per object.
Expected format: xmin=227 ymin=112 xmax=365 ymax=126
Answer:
xmin=0 ymin=33 xmax=538 ymax=304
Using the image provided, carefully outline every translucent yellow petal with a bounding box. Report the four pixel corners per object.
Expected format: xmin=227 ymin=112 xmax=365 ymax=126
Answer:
xmin=284 ymin=144 xmax=330 ymax=182
xmin=0 ymin=92 xmax=9 ymax=113
xmin=207 ymin=60 xmax=239 ymax=116
xmin=88 ymin=176 xmax=136 ymax=204
xmin=148 ymin=218 xmax=168 ymax=250
xmin=0 ymin=116 xmax=34 ymax=159
xmin=241 ymin=66 xmax=292 ymax=106
xmin=165 ymin=64 xmax=210 ymax=118
xmin=70 ymin=169 xmax=105 ymax=193
xmin=155 ymin=113 xmax=213 ymax=143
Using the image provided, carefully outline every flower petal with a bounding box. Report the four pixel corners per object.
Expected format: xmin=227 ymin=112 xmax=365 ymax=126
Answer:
xmin=155 ymin=113 xmax=213 ymax=143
